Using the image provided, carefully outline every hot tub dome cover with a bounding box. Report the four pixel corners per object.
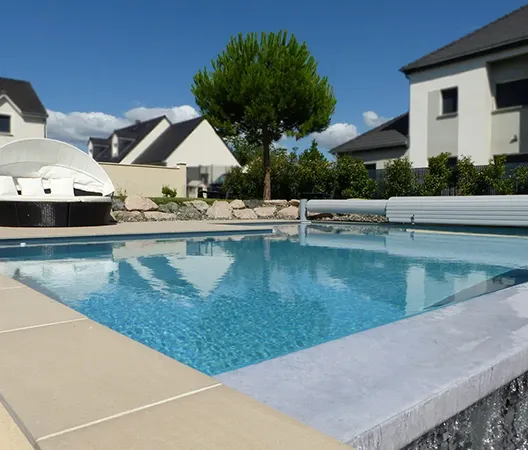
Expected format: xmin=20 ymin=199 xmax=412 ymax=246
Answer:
xmin=0 ymin=138 xmax=114 ymax=196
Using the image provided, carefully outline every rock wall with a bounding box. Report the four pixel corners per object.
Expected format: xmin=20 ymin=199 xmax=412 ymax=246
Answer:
xmin=112 ymin=196 xmax=300 ymax=222
xmin=112 ymin=195 xmax=387 ymax=223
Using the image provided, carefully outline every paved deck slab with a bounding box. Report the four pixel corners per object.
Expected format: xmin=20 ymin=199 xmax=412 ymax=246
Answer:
xmin=0 ymin=287 xmax=83 ymax=332
xmin=0 ymin=277 xmax=26 ymax=290
xmin=0 ymin=319 xmax=216 ymax=441
xmin=37 ymin=386 xmax=350 ymax=450
xmin=0 ymin=221 xmax=275 ymax=242
xmin=0 ymin=403 xmax=33 ymax=450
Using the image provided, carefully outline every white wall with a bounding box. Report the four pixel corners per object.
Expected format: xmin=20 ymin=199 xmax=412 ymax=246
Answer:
xmin=121 ymin=118 xmax=171 ymax=164
xmin=0 ymin=97 xmax=46 ymax=148
xmin=165 ymin=120 xmax=240 ymax=168
xmin=408 ymin=44 xmax=528 ymax=167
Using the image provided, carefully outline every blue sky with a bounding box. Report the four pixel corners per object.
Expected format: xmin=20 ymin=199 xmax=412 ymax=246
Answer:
xmin=2 ymin=0 xmax=526 ymax=153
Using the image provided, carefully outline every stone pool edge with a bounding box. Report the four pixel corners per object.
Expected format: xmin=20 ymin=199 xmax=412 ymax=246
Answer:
xmin=219 ymin=283 xmax=528 ymax=450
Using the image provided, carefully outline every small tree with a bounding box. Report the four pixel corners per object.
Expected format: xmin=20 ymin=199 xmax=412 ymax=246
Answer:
xmin=333 ymin=156 xmax=376 ymax=199
xmin=421 ymin=152 xmax=452 ymax=196
xmin=383 ymin=158 xmax=418 ymax=198
xmin=297 ymin=140 xmax=333 ymax=196
xmin=192 ymin=31 xmax=336 ymax=199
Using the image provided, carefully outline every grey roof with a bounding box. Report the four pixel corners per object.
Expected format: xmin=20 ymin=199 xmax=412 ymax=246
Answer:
xmin=133 ymin=117 xmax=204 ymax=164
xmin=0 ymin=77 xmax=47 ymax=117
xmin=330 ymin=113 xmax=409 ymax=154
xmin=402 ymin=5 xmax=528 ymax=74
xmin=92 ymin=116 xmax=167 ymax=163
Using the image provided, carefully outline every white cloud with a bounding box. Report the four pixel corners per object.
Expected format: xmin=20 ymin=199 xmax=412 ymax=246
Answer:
xmin=46 ymin=105 xmax=200 ymax=145
xmin=363 ymin=111 xmax=390 ymax=128
xmin=311 ymin=123 xmax=358 ymax=149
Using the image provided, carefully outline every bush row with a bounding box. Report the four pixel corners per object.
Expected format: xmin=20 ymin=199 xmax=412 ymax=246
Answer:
xmin=224 ymin=146 xmax=528 ymax=200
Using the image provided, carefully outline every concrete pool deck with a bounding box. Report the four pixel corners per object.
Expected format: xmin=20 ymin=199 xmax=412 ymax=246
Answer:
xmin=1 ymin=221 xmax=528 ymax=449
xmin=0 ymin=221 xmax=349 ymax=449
xmin=0 ymin=270 xmax=348 ymax=449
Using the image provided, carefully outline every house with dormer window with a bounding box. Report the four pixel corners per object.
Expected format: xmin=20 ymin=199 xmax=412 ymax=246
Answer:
xmin=0 ymin=77 xmax=47 ymax=147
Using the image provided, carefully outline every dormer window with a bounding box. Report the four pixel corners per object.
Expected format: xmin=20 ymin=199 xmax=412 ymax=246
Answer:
xmin=0 ymin=115 xmax=10 ymax=133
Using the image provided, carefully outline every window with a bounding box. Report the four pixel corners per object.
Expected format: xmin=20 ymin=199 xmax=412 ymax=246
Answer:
xmin=0 ymin=115 xmax=10 ymax=133
xmin=496 ymin=78 xmax=528 ymax=109
xmin=441 ymin=88 xmax=458 ymax=115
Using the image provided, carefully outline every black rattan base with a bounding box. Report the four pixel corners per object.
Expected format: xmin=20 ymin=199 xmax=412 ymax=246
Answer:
xmin=0 ymin=201 xmax=112 ymax=227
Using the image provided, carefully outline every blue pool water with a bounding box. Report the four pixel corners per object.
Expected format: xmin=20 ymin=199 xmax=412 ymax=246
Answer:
xmin=0 ymin=224 xmax=527 ymax=375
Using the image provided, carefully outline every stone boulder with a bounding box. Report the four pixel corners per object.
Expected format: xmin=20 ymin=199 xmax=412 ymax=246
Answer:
xmin=288 ymin=199 xmax=300 ymax=207
xmin=233 ymin=208 xmax=258 ymax=220
xmin=186 ymin=200 xmax=209 ymax=213
xmin=144 ymin=211 xmax=177 ymax=221
xmin=158 ymin=202 xmax=179 ymax=213
xmin=112 ymin=198 xmax=126 ymax=211
xmin=176 ymin=204 xmax=203 ymax=220
xmin=263 ymin=199 xmax=288 ymax=207
xmin=230 ymin=199 xmax=246 ymax=210
xmin=243 ymin=199 xmax=263 ymax=209
xmin=206 ymin=201 xmax=233 ymax=220
xmin=113 ymin=211 xmax=145 ymax=222
xmin=125 ymin=195 xmax=158 ymax=212
xmin=277 ymin=206 xmax=299 ymax=219
xmin=254 ymin=206 xmax=276 ymax=218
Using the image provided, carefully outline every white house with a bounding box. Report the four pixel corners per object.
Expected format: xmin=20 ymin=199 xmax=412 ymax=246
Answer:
xmin=89 ymin=116 xmax=240 ymax=197
xmin=0 ymin=77 xmax=47 ymax=147
xmin=331 ymin=5 xmax=528 ymax=169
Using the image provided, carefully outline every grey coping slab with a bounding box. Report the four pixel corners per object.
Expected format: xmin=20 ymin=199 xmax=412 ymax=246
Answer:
xmin=218 ymin=283 xmax=528 ymax=450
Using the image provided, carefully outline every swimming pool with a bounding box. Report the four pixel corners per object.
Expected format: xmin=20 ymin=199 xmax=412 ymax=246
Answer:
xmin=0 ymin=224 xmax=527 ymax=375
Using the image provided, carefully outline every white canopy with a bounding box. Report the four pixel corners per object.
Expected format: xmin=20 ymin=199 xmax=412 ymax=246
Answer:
xmin=0 ymin=138 xmax=114 ymax=196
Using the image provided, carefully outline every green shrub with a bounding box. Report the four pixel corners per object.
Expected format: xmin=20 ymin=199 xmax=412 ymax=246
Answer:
xmin=383 ymin=157 xmax=419 ymax=198
xmin=224 ymin=147 xmax=299 ymax=199
xmin=421 ymin=152 xmax=452 ymax=196
xmin=454 ymin=156 xmax=478 ymax=195
xmin=161 ymin=185 xmax=178 ymax=198
xmin=333 ymin=156 xmax=376 ymax=199
xmin=475 ymin=155 xmax=515 ymax=195
xmin=514 ymin=166 xmax=528 ymax=194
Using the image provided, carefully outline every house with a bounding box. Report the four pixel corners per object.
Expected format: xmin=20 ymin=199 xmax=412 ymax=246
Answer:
xmin=0 ymin=77 xmax=47 ymax=147
xmin=330 ymin=113 xmax=409 ymax=170
xmin=89 ymin=116 xmax=240 ymax=197
xmin=332 ymin=4 xmax=528 ymax=168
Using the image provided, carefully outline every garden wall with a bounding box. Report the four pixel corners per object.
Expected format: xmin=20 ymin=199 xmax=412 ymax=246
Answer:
xmin=101 ymin=162 xmax=187 ymax=198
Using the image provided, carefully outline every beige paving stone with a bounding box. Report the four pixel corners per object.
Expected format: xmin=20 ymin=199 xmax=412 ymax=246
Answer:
xmin=0 ymin=403 xmax=33 ymax=450
xmin=0 ymin=221 xmax=274 ymax=241
xmin=0 ymin=285 xmax=84 ymax=332
xmin=0 ymin=319 xmax=216 ymax=441
xmin=38 ymin=386 xmax=350 ymax=450
xmin=0 ymin=276 xmax=26 ymax=290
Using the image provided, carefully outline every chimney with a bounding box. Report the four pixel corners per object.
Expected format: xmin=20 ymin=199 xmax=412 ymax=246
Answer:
xmin=111 ymin=134 xmax=119 ymax=159
xmin=135 ymin=120 xmax=141 ymax=124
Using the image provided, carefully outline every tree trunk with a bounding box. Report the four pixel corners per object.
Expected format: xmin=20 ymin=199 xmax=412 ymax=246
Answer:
xmin=263 ymin=134 xmax=271 ymax=200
